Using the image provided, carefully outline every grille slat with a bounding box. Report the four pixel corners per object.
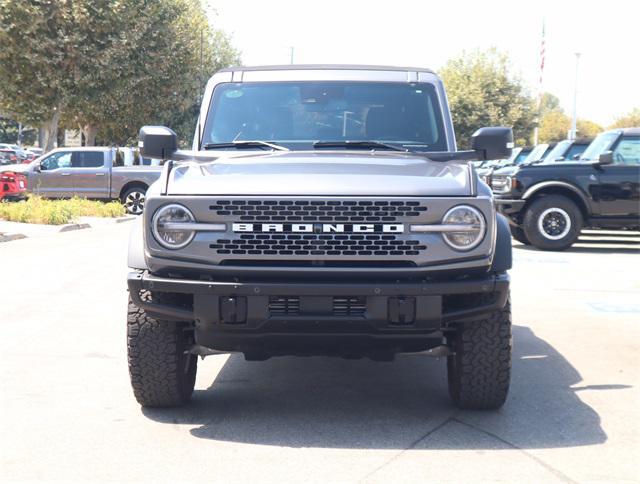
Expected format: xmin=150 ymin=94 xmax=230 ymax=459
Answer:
xmin=210 ymin=233 xmax=427 ymax=257
xmin=210 ymin=200 xmax=426 ymax=220
xmin=268 ymin=296 xmax=366 ymax=317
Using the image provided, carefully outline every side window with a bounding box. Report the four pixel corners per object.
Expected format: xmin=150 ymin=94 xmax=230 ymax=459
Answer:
xmin=564 ymin=145 xmax=587 ymax=161
xmin=40 ymin=152 xmax=72 ymax=170
xmin=612 ymin=138 xmax=640 ymax=166
xmin=113 ymin=149 xmax=124 ymax=167
xmin=72 ymin=152 xmax=104 ymax=168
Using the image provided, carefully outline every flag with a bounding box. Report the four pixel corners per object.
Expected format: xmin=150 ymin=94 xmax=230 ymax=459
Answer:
xmin=537 ymin=19 xmax=546 ymax=109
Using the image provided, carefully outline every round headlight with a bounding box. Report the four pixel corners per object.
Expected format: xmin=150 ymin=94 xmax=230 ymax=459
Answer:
xmin=442 ymin=205 xmax=486 ymax=251
xmin=152 ymin=204 xmax=196 ymax=249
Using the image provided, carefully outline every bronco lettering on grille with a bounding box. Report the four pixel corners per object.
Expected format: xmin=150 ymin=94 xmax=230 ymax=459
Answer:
xmin=232 ymin=223 xmax=405 ymax=233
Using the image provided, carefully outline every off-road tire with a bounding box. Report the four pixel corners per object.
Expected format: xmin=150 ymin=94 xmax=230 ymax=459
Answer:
xmin=509 ymin=226 xmax=530 ymax=245
xmin=127 ymin=293 xmax=197 ymax=407
xmin=522 ymin=195 xmax=583 ymax=251
xmin=447 ymin=297 xmax=512 ymax=410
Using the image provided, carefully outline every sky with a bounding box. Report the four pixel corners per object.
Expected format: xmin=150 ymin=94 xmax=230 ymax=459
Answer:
xmin=206 ymin=0 xmax=639 ymax=127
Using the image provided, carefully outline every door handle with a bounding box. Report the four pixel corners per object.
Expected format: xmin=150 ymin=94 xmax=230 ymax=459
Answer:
xmin=61 ymin=173 xmax=71 ymax=176
xmin=95 ymin=173 xmax=106 ymax=176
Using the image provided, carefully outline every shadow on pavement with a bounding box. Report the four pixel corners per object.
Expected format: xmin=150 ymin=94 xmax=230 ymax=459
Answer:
xmin=514 ymin=240 xmax=639 ymax=255
xmin=143 ymin=325 xmax=617 ymax=449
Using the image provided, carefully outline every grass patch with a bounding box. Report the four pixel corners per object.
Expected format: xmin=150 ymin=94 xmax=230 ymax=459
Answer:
xmin=0 ymin=196 xmax=126 ymax=225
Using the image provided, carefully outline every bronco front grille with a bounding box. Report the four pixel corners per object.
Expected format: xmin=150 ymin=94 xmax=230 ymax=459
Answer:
xmin=210 ymin=234 xmax=426 ymax=256
xmin=209 ymin=199 xmax=427 ymax=222
xmin=207 ymin=198 xmax=430 ymax=261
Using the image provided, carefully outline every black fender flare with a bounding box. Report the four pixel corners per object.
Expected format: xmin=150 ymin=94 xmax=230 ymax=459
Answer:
xmin=522 ymin=181 xmax=591 ymax=213
xmin=127 ymin=216 xmax=148 ymax=270
xmin=491 ymin=213 xmax=512 ymax=273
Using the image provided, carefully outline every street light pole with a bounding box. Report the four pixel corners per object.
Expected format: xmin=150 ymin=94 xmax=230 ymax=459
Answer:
xmin=570 ymin=52 xmax=581 ymax=140
xmin=290 ymin=46 xmax=295 ymax=65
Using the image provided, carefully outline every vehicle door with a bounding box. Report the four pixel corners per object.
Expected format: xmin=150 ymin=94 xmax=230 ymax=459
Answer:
xmin=32 ymin=151 xmax=74 ymax=197
xmin=71 ymin=151 xmax=110 ymax=198
xmin=591 ymin=136 xmax=640 ymax=216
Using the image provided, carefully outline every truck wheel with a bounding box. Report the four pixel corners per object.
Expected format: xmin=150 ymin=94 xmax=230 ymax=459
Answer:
xmin=522 ymin=195 xmax=582 ymax=251
xmin=127 ymin=294 xmax=197 ymax=407
xmin=509 ymin=226 xmax=530 ymax=245
xmin=122 ymin=186 xmax=147 ymax=215
xmin=447 ymin=297 xmax=511 ymax=410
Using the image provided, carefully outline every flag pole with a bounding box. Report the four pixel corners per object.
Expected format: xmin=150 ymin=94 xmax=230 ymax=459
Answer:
xmin=533 ymin=18 xmax=545 ymax=146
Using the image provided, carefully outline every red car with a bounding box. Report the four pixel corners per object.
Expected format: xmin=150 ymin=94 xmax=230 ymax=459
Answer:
xmin=0 ymin=171 xmax=27 ymax=200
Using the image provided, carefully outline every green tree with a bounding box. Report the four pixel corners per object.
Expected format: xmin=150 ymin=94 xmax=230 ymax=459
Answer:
xmin=0 ymin=0 xmax=240 ymax=150
xmin=538 ymin=92 xmax=562 ymax=117
xmin=610 ymin=108 xmax=640 ymax=129
xmin=576 ymin=119 xmax=602 ymax=139
xmin=70 ymin=0 xmax=240 ymax=146
xmin=539 ymin=111 xmax=570 ymax=142
xmin=440 ymin=49 xmax=536 ymax=148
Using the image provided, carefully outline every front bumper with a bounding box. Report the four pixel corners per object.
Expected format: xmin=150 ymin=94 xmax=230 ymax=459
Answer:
xmin=128 ymin=270 xmax=510 ymax=356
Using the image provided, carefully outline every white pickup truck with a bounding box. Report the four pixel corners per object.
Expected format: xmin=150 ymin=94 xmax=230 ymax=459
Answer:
xmin=1 ymin=147 xmax=162 ymax=214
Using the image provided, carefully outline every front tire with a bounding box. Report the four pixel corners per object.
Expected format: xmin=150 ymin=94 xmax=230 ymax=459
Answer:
xmin=522 ymin=195 xmax=583 ymax=251
xmin=447 ymin=297 xmax=512 ymax=410
xmin=509 ymin=226 xmax=530 ymax=245
xmin=127 ymin=294 xmax=197 ymax=407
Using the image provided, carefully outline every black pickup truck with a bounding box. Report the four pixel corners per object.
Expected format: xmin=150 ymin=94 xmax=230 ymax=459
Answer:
xmin=491 ymin=128 xmax=640 ymax=250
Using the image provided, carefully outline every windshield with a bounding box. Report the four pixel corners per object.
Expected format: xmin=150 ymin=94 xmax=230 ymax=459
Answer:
xmin=522 ymin=144 xmax=550 ymax=164
xmin=512 ymin=149 xmax=531 ymax=164
xmin=580 ymin=132 xmax=619 ymax=160
xmin=202 ymin=81 xmax=447 ymax=151
xmin=542 ymin=140 xmax=571 ymax=163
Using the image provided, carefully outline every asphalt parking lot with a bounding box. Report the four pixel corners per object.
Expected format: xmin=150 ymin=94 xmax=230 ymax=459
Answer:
xmin=1 ymin=224 xmax=639 ymax=483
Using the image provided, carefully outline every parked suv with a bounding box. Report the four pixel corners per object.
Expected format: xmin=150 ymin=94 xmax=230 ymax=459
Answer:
xmin=493 ymin=128 xmax=640 ymax=250
xmin=126 ymin=65 xmax=515 ymax=410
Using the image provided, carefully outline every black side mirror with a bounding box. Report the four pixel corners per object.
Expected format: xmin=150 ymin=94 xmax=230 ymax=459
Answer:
xmin=471 ymin=127 xmax=514 ymax=161
xmin=139 ymin=126 xmax=177 ymax=159
xmin=598 ymin=151 xmax=614 ymax=165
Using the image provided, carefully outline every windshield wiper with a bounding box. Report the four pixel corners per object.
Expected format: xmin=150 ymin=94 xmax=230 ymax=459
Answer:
xmin=203 ymin=140 xmax=289 ymax=151
xmin=313 ymin=140 xmax=408 ymax=152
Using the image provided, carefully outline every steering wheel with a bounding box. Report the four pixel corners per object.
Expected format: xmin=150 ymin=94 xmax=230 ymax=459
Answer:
xmin=615 ymin=152 xmax=626 ymax=163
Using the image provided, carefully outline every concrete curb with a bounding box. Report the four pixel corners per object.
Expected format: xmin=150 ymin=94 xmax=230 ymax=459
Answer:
xmin=0 ymin=233 xmax=27 ymax=243
xmin=59 ymin=223 xmax=91 ymax=232
xmin=0 ymin=215 xmax=135 ymax=242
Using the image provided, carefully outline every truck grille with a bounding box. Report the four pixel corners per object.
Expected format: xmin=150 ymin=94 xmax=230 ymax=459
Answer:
xmin=207 ymin=198 xmax=429 ymax=261
xmin=210 ymin=234 xmax=426 ymax=256
xmin=209 ymin=199 xmax=426 ymax=222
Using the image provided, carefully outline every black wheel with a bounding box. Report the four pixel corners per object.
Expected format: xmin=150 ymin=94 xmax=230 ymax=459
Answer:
xmin=522 ymin=195 xmax=583 ymax=251
xmin=447 ymin=296 xmax=512 ymax=410
xmin=509 ymin=226 xmax=530 ymax=245
xmin=122 ymin=186 xmax=147 ymax=215
xmin=127 ymin=293 xmax=197 ymax=407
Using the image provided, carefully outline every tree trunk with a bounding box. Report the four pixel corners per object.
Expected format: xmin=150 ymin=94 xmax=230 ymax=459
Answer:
xmin=38 ymin=127 xmax=45 ymax=148
xmin=41 ymin=110 xmax=61 ymax=152
xmin=82 ymin=124 xmax=98 ymax=146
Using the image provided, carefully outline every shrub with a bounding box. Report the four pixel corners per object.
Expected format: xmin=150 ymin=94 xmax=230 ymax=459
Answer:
xmin=0 ymin=196 xmax=126 ymax=225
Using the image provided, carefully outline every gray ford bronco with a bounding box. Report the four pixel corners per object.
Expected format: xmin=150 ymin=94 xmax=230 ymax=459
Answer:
xmin=127 ymin=65 xmax=514 ymax=410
